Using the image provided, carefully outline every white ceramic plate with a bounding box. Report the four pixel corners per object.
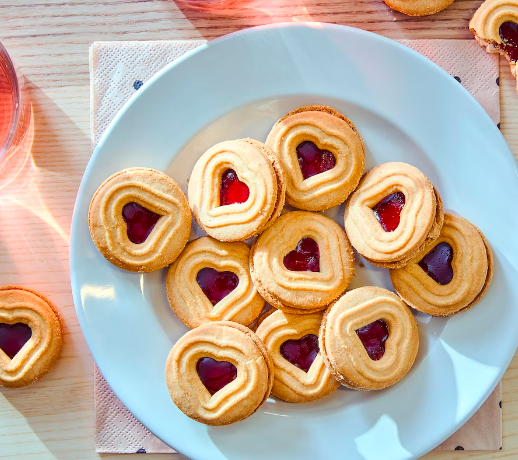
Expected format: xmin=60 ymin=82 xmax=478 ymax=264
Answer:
xmin=70 ymin=23 xmax=518 ymax=460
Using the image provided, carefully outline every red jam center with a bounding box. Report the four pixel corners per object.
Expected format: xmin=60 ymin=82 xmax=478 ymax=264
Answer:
xmin=219 ymin=169 xmax=250 ymax=206
xmin=499 ymin=21 xmax=518 ymax=62
xmin=121 ymin=202 xmax=161 ymax=244
xmin=196 ymin=357 xmax=237 ymax=395
xmin=356 ymin=319 xmax=389 ymax=361
xmin=418 ymin=242 xmax=454 ymax=285
xmin=0 ymin=323 xmax=32 ymax=359
xmin=296 ymin=141 xmax=336 ymax=180
xmin=280 ymin=334 xmax=319 ymax=373
xmin=196 ymin=267 xmax=239 ymax=306
xmin=283 ymin=237 xmax=320 ymax=272
xmin=372 ymin=192 xmax=406 ymax=232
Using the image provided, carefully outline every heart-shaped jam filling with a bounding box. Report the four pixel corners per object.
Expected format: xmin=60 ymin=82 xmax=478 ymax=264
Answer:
xmin=122 ymin=202 xmax=161 ymax=244
xmin=296 ymin=141 xmax=336 ymax=180
xmin=499 ymin=21 xmax=518 ymax=62
xmin=0 ymin=323 xmax=32 ymax=359
xmin=356 ymin=319 xmax=389 ymax=361
xmin=372 ymin=192 xmax=406 ymax=232
xmin=220 ymin=169 xmax=250 ymax=206
xmin=280 ymin=334 xmax=319 ymax=373
xmin=196 ymin=267 xmax=239 ymax=306
xmin=196 ymin=357 xmax=237 ymax=395
xmin=418 ymin=241 xmax=454 ymax=285
xmin=283 ymin=237 xmax=320 ymax=272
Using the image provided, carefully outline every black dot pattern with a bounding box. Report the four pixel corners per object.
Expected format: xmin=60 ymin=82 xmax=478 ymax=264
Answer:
xmin=454 ymin=76 xmax=461 ymax=83
xmin=497 ymin=77 xmax=500 ymax=86
xmin=133 ymin=80 xmax=144 ymax=90
xmin=455 ymin=446 xmax=465 ymax=450
xmin=136 ymin=448 xmax=147 ymax=453
xmin=500 ymin=400 xmax=502 ymax=408
xmin=498 ymin=123 xmax=501 ymax=130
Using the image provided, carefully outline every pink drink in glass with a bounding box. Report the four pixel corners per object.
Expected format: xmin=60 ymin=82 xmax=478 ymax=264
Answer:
xmin=0 ymin=47 xmax=15 ymax=149
xmin=0 ymin=42 xmax=32 ymax=177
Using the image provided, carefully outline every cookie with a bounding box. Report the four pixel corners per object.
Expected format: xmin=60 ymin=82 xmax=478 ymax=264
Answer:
xmin=255 ymin=310 xmax=340 ymax=403
xmin=470 ymin=0 xmax=518 ymax=94
xmin=0 ymin=286 xmax=63 ymax=388
xmin=266 ymin=105 xmax=365 ymax=211
xmin=250 ymin=211 xmax=355 ymax=313
xmin=188 ymin=138 xmax=286 ymax=242
xmin=165 ymin=321 xmax=274 ymax=426
xmin=89 ymin=167 xmax=191 ymax=272
xmin=319 ymin=286 xmax=419 ymax=391
xmin=344 ymin=162 xmax=444 ymax=269
xmin=166 ymin=237 xmax=265 ymax=328
xmin=390 ymin=213 xmax=493 ymax=316
xmin=382 ymin=0 xmax=455 ymax=16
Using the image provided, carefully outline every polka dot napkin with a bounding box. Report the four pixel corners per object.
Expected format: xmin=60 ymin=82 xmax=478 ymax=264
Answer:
xmin=90 ymin=39 xmax=502 ymax=454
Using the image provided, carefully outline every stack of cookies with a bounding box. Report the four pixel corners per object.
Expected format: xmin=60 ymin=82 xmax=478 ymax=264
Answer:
xmin=88 ymin=105 xmax=493 ymax=426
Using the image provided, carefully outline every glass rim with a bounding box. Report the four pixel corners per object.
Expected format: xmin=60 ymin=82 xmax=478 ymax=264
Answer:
xmin=0 ymin=41 xmax=21 ymax=160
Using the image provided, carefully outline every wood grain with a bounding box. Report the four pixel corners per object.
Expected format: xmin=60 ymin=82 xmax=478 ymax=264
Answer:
xmin=0 ymin=0 xmax=516 ymax=459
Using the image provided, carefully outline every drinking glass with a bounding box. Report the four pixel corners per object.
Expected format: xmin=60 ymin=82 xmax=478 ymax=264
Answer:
xmin=0 ymin=42 xmax=32 ymax=176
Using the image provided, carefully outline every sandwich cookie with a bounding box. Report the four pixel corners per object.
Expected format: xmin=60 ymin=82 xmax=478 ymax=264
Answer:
xmin=89 ymin=167 xmax=191 ymax=272
xmin=167 ymin=237 xmax=265 ymax=328
xmin=344 ymin=162 xmax=444 ymax=269
xmin=188 ymin=139 xmax=286 ymax=242
xmin=266 ymin=105 xmax=364 ymax=211
xmin=320 ymin=286 xmax=419 ymax=390
xmin=250 ymin=211 xmax=355 ymax=314
xmin=255 ymin=310 xmax=340 ymax=403
xmin=383 ymin=0 xmax=455 ymax=16
xmin=470 ymin=0 xmax=518 ymax=94
xmin=0 ymin=286 xmax=63 ymax=388
xmin=390 ymin=213 xmax=493 ymax=316
xmin=165 ymin=321 xmax=274 ymax=425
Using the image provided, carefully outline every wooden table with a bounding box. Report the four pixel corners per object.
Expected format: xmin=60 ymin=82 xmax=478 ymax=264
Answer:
xmin=0 ymin=1 xmax=517 ymax=459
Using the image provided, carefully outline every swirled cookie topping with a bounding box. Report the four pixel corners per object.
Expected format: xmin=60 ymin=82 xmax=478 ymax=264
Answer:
xmin=188 ymin=139 xmax=286 ymax=242
xmin=256 ymin=310 xmax=339 ymax=403
xmin=320 ymin=286 xmax=419 ymax=390
xmin=167 ymin=237 xmax=264 ymax=328
xmin=251 ymin=211 xmax=355 ymax=312
xmin=344 ymin=162 xmax=444 ymax=267
xmin=89 ymin=168 xmax=191 ymax=272
xmin=266 ymin=105 xmax=364 ymax=211
xmin=165 ymin=322 xmax=273 ymax=425
xmin=471 ymin=0 xmax=518 ymax=93
xmin=0 ymin=286 xmax=63 ymax=388
xmin=471 ymin=0 xmax=518 ymax=44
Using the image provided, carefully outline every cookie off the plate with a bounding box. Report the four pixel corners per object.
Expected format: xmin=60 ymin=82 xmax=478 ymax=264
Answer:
xmin=470 ymin=0 xmax=518 ymax=93
xmin=0 ymin=286 xmax=63 ymax=388
xmin=250 ymin=211 xmax=355 ymax=314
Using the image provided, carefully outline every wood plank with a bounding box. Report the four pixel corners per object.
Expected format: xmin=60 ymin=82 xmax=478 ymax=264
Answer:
xmin=0 ymin=1 xmax=517 ymax=458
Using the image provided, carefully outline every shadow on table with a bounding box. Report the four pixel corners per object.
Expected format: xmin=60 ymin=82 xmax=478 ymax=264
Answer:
xmin=0 ymin=82 xmax=94 ymax=460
